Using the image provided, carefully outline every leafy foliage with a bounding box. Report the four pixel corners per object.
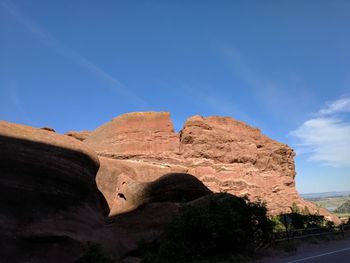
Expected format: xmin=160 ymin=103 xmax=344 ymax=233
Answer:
xmin=143 ymin=193 xmax=274 ymax=263
xmin=270 ymin=216 xmax=285 ymax=232
xmin=289 ymin=212 xmax=326 ymax=229
xmin=274 ymin=203 xmax=327 ymax=231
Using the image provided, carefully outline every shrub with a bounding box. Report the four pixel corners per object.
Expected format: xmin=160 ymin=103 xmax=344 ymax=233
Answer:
xmin=270 ymin=216 xmax=285 ymax=232
xmin=287 ymin=212 xmax=326 ymax=229
xmin=144 ymin=193 xmax=273 ymax=263
xmin=275 ymin=207 xmax=328 ymax=232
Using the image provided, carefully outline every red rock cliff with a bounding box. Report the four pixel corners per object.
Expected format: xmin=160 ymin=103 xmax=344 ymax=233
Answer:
xmin=83 ymin=112 xmax=337 ymax=221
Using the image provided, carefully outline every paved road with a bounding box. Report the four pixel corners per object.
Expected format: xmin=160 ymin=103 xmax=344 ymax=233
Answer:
xmin=258 ymin=238 xmax=350 ymax=263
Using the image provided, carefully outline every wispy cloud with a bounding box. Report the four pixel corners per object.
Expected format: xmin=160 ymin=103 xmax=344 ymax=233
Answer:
xmin=318 ymin=96 xmax=350 ymax=115
xmin=220 ymin=44 xmax=315 ymax=124
xmin=1 ymin=0 xmax=150 ymax=108
xmin=291 ymin=96 xmax=350 ymax=167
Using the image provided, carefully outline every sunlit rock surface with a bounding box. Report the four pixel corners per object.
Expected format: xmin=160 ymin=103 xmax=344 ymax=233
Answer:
xmin=85 ymin=112 xmax=337 ymax=222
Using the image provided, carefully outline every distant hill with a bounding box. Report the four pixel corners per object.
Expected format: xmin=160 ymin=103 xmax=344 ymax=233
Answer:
xmin=334 ymin=200 xmax=350 ymax=213
xmin=301 ymin=191 xmax=350 ymax=200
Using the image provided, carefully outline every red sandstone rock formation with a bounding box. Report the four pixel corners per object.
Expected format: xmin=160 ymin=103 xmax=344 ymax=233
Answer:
xmin=40 ymin=126 xmax=56 ymax=132
xmin=0 ymin=119 xmax=198 ymax=262
xmin=85 ymin=112 xmax=179 ymax=159
xmin=180 ymin=115 xmax=298 ymax=214
xmin=85 ymin=112 xmax=339 ymax=223
xmin=0 ymin=113 xmax=341 ymax=261
xmin=0 ymin=121 xmax=113 ymax=262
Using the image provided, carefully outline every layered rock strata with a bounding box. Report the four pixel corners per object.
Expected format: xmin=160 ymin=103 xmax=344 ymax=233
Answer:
xmin=83 ymin=112 xmax=338 ymax=222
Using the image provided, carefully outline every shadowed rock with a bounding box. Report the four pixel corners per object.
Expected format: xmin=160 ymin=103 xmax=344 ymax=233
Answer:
xmin=0 ymin=121 xmax=112 ymax=262
xmin=109 ymin=202 xmax=181 ymax=260
xmin=144 ymin=172 xmax=213 ymax=203
xmin=108 ymin=172 xmax=212 ymax=215
xmin=106 ymin=174 xmax=213 ymax=260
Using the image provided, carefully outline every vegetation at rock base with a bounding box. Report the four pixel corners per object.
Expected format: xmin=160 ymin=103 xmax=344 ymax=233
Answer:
xmin=272 ymin=203 xmax=329 ymax=230
xmin=142 ymin=193 xmax=274 ymax=263
xmin=289 ymin=204 xmax=327 ymax=229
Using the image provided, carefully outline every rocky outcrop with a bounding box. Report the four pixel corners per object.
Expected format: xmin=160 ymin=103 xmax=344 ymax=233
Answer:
xmin=40 ymin=127 xmax=56 ymax=132
xmin=85 ymin=112 xmax=179 ymax=159
xmin=103 ymin=172 xmax=212 ymax=215
xmin=95 ymin=157 xmax=189 ymax=215
xmin=65 ymin=130 xmax=91 ymax=141
xmin=0 ymin=121 xmax=113 ymax=262
xmin=85 ymin=112 xmax=338 ymax=222
xmin=0 ymin=111 xmax=341 ymax=261
xmin=0 ymin=120 xmax=197 ymax=262
xmin=179 ymin=115 xmax=297 ymax=213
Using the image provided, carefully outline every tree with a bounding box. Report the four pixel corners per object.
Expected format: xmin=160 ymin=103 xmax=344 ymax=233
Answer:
xmin=291 ymin=202 xmax=300 ymax=214
xmin=302 ymin=206 xmax=310 ymax=215
xmin=144 ymin=193 xmax=274 ymax=263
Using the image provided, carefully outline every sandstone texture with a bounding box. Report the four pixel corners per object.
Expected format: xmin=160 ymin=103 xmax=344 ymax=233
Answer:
xmin=85 ymin=112 xmax=338 ymax=222
xmin=0 ymin=121 xmax=113 ymax=262
xmin=85 ymin=112 xmax=179 ymax=159
xmin=105 ymin=172 xmax=212 ymax=215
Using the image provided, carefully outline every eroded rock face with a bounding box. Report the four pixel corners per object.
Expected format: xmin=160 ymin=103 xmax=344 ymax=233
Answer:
xmin=86 ymin=112 xmax=338 ymax=222
xmin=0 ymin=121 xmax=112 ymax=262
xmin=96 ymin=157 xmax=188 ymax=215
xmin=180 ymin=115 xmax=297 ymax=214
xmin=102 ymin=172 xmax=212 ymax=215
xmin=85 ymin=112 xmax=179 ymax=159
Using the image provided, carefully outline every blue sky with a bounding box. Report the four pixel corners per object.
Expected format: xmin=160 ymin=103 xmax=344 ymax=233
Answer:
xmin=1 ymin=0 xmax=349 ymax=193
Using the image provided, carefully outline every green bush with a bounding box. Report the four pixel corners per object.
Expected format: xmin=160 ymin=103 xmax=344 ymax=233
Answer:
xmin=270 ymin=216 xmax=285 ymax=232
xmin=274 ymin=204 xmax=328 ymax=232
xmin=287 ymin=212 xmax=326 ymax=229
xmin=143 ymin=193 xmax=273 ymax=263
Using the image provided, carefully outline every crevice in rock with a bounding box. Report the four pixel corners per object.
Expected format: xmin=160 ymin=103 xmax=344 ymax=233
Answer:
xmin=118 ymin=193 xmax=126 ymax=200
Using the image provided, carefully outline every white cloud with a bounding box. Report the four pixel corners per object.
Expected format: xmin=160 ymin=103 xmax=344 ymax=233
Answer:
xmin=291 ymin=97 xmax=350 ymax=167
xmin=1 ymin=0 xmax=150 ymax=108
xmin=319 ymin=97 xmax=350 ymax=115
